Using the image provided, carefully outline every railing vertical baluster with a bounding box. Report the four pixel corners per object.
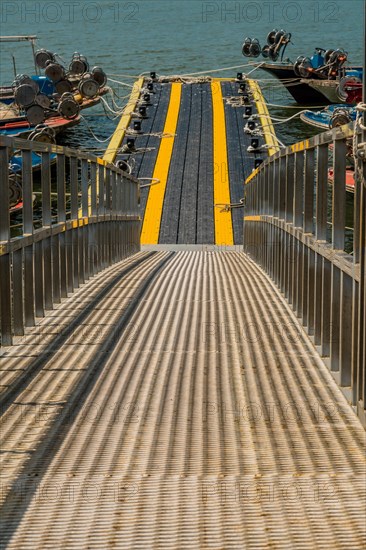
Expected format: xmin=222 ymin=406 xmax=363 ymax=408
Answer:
xmin=34 ymin=240 xmax=44 ymax=317
xmin=90 ymin=162 xmax=97 ymax=275
xmin=294 ymin=151 xmax=304 ymax=228
xmin=12 ymin=249 xmax=24 ymax=336
xmin=330 ymin=266 xmax=341 ymax=371
xmin=286 ymin=154 xmax=295 ymax=302
xmin=332 ymin=138 xmax=346 ymax=250
xmin=307 ymin=249 xmax=315 ymax=336
xmin=57 ymin=154 xmax=67 ymax=299
xmin=79 ymin=158 xmax=88 ymax=286
xmin=314 ymin=254 xmax=323 ymax=346
xmin=321 ymin=258 xmax=331 ymax=356
xmin=80 ymin=158 xmax=88 ymax=282
xmin=302 ymin=245 xmax=309 ymax=326
xmin=22 ymin=149 xmax=35 ymax=327
xmin=70 ymin=156 xmax=79 ymax=288
xmin=304 ymin=148 xmax=315 ymax=234
xmin=285 ymin=153 xmax=294 ymax=223
xmin=42 ymin=151 xmax=52 ymax=310
xmin=81 ymin=159 xmax=89 ymax=218
xmin=316 ymin=144 xmax=328 ymax=241
xmin=111 ymin=171 xmax=117 ymax=261
xmin=340 ymin=272 xmax=353 ymax=386
xmin=0 ymin=147 xmax=12 ymax=345
xmin=91 ymin=162 xmax=97 ymax=216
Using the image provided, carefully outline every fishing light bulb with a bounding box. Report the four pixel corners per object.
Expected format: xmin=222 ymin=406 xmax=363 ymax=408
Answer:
xmin=243 ymin=106 xmax=253 ymax=118
xmin=133 ymin=120 xmax=142 ymax=132
xmin=254 ymin=158 xmax=264 ymax=169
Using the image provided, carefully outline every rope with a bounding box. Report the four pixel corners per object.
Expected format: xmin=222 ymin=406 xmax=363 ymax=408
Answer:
xmin=107 ymin=77 xmax=134 ymax=88
xmin=80 ymin=115 xmax=118 ymax=143
xmin=138 ymin=177 xmax=160 ymax=189
xmin=215 ymin=198 xmax=245 ymax=212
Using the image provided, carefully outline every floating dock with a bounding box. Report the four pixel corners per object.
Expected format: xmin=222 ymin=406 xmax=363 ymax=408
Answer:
xmin=103 ymin=77 xmax=278 ymax=245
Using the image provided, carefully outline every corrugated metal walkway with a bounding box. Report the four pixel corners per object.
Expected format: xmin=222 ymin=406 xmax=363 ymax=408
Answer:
xmin=1 ymin=248 xmax=365 ymax=549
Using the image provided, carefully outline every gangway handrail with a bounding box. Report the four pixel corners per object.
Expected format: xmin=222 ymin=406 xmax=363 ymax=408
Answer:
xmin=0 ymin=135 xmax=141 ymax=346
xmin=244 ymin=122 xmax=365 ymax=425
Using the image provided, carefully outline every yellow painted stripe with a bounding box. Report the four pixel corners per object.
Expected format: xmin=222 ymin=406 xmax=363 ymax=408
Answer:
xmin=103 ymin=77 xmax=144 ymax=164
xmin=248 ymin=79 xmax=278 ymax=157
xmin=211 ymin=80 xmax=234 ymax=246
xmin=141 ymin=83 xmax=182 ymax=244
xmin=244 ymin=215 xmax=261 ymax=222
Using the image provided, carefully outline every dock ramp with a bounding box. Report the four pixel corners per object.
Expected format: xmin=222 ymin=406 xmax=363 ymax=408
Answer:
xmin=0 ymin=75 xmax=365 ymax=549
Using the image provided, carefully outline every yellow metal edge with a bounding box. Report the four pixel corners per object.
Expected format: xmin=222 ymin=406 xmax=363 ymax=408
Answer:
xmin=248 ymin=79 xmax=278 ymax=157
xmin=103 ymin=76 xmax=144 ymax=165
xmin=244 ymin=215 xmax=261 ymax=222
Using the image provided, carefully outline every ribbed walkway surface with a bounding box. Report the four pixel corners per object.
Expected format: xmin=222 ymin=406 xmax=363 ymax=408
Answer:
xmin=1 ymin=249 xmax=365 ymax=549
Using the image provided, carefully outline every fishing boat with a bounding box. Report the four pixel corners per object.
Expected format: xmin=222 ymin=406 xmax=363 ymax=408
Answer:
xmin=9 ymin=150 xmax=57 ymax=173
xmin=328 ymin=168 xmax=355 ymax=193
xmin=0 ymin=114 xmax=80 ymax=137
xmin=303 ymin=73 xmax=363 ymax=105
xmin=242 ymin=30 xmax=362 ymax=105
xmin=300 ymin=104 xmax=357 ymax=130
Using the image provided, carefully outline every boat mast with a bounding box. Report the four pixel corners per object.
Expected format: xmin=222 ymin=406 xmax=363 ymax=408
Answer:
xmin=0 ymin=36 xmax=39 ymax=76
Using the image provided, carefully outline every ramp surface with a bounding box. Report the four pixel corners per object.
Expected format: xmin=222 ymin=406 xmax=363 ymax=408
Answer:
xmin=114 ymin=79 xmax=267 ymax=245
xmin=1 ymin=249 xmax=365 ymax=549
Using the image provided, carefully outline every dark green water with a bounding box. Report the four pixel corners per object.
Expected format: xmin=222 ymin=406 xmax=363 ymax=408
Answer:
xmin=1 ymin=0 xmax=364 ymax=149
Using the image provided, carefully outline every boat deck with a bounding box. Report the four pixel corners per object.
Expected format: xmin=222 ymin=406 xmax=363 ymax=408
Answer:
xmin=105 ymin=78 xmax=277 ymax=245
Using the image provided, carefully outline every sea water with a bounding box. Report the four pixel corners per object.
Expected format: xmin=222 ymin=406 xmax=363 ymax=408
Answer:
xmin=0 ymin=0 xmax=364 ymax=148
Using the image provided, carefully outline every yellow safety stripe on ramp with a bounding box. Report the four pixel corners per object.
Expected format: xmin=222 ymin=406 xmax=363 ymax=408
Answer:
xmin=141 ymin=82 xmax=182 ymax=244
xmin=248 ymin=79 xmax=278 ymax=157
xmin=103 ymin=77 xmax=144 ymax=164
xmin=211 ymin=80 xmax=234 ymax=246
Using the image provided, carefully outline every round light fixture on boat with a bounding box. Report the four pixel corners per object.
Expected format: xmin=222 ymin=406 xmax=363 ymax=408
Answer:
xmin=78 ymin=78 xmax=99 ymax=99
xmin=15 ymin=84 xmax=37 ymax=107
xmin=45 ymin=61 xmax=65 ymax=83
xmin=91 ymin=67 xmax=107 ymax=88
xmin=55 ymin=79 xmax=73 ymax=95
xmin=35 ymin=93 xmax=51 ymax=109
xmin=26 ymin=104 xmax=46 ymax=125
xmin=58 ymin=96 xmax=80 ymax=119
xmin=35 ymin=49 xmax=55 ymax=69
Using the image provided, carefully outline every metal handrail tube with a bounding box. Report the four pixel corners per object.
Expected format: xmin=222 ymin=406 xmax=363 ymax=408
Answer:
xmin=0 ymin=135 xmax=141 ymax=346
xmin=244 ymin=123 xmax=365 ymax=425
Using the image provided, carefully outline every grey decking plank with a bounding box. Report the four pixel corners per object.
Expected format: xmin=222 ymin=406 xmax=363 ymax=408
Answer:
xmin=177 ymin=84 xmax=203 ymax=244
xmin=159 ymin=84 xmax=192 ymax=244
xmin=196 ymin=83 xmax=214 ymax=244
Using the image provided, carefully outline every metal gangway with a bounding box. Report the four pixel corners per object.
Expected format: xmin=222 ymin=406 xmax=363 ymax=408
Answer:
xmin=0 ymin=118 xmax=365 ymax=546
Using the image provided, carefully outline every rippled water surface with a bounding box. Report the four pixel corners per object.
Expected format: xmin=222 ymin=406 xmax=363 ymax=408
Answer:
xmin=0 ymin=0 xmax=364 ymax=148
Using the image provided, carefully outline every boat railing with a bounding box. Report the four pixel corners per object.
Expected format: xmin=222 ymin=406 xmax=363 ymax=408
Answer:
xmin=244 ymin=122 xmax=365 ymax=423
xmin=0 ymin=134 xmax=141 ymax=346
